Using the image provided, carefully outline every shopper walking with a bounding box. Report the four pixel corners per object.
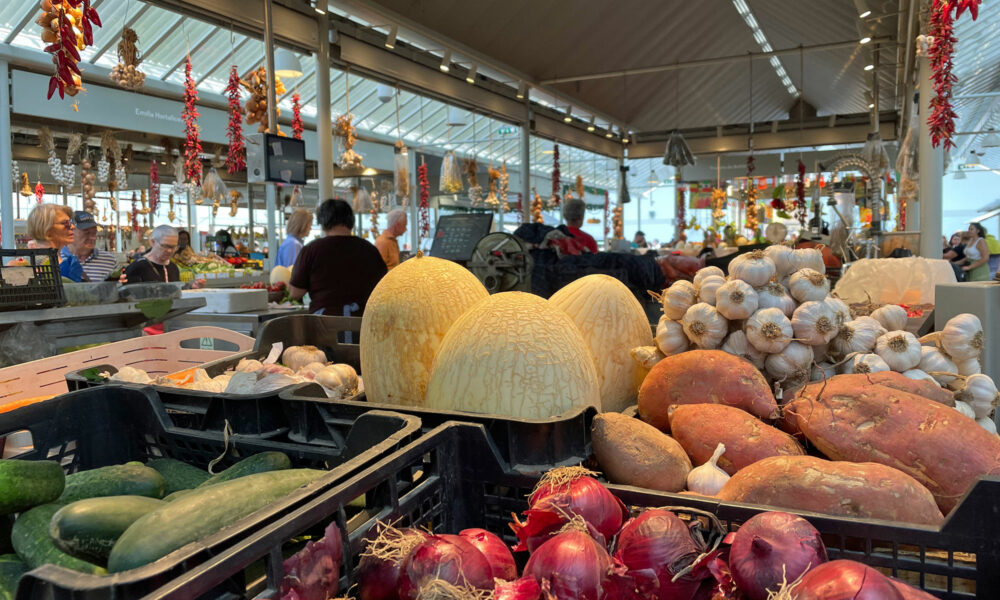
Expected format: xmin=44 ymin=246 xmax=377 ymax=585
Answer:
xmin=961 ymin=223 xmax=991 ymax=282
xmin=289 ymin=199 xmax=387 ymax=316
xmin=276 ymin=209 xmax=313 ymax=268
xmin=65 ymin=211 xmax=119 ymax=281
xmin=26 ymin=203 xmax=82 ymax=281
xmin=374 ymin=209 xmax=407 ymax=270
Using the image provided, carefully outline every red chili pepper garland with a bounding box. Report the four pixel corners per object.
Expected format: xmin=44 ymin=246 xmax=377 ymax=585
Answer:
xmin=130 ymin=192 xmax=139 ymax=233
xmin=148 ymin=159 xmax=159 ymax=214
xmin=551 ymin=144 xmax=561 ymax=208
xmin=34 ymin=182 xmax=45 ymax=203
xmin=677 ymin=186 xmax=687 ymax=239
xmin=182 ymin=56 xmax=202 ymax=186
xmin=604 ymin=190 xmax=610 ymax=238
xmin=291 ymin=92 xmax=304 ymax=140
xmin=418 ymin=160 xmax=430 ymax=237
xmin=225 ymin=66 xmax=245 ymax=174
xmin=41 ymin=0 xmax=101 ymax=100
xmin=795 ymin=159 xmax=807 ymax=226
xmin=927 ymin=0 xmax=982 ymax=149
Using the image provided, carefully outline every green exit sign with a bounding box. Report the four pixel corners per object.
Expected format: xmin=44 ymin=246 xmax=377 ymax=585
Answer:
xmin=498 ymin=126 xmax=517 ymax=135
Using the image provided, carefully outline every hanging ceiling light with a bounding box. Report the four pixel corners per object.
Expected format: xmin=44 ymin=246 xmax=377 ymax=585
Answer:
xmin=967 ymin=151 xmax=983 ymax=166
xmin=853 ymin=0 xmax=872 ymax=19
xmin=274 ymin=48 xmax=303 ymax=78
xmin=864 ymin=63 xmax=875 ymax=71
xmin=384 ymin=25 xmax=397 ymax=49
xmin=447 ymin=106 xmax=466 ymax=127
xmin=860 ymin=36 xmax=872 ymax=44
xmin=516 ymin=81 xmax=529 ymax=99
xmin=563 ymin=107 xmax=573 ymax=123
xmin=439 ymin=50 xmax=451 ymax=72
xmin=587 ymin=117 xmax=596 ymax=132
xmin=465 ymin=63 xmax=478 ymax=84
xmin=982 ymin=128 xmax=1000 ymax=148
xmin=313 ymin=1 xmax=325 ymax=14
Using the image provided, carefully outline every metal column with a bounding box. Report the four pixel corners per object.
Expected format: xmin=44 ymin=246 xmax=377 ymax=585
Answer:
xmin=187 ymin=190 xmax=198 ymax=252
xmin=917 ymin=43 xmax=943 ymax=258
xmin=316 ymin=11 xmax=333 ymax=202
xmin=0 ymin=61 xmax=12 ymax=249
xmin=520 ymin=103 xmax=531 ymax=223
xmin=263 ymin=0 xmax=278 ymax=270
xmin=247 ymin=185 xmax=255 ymax=251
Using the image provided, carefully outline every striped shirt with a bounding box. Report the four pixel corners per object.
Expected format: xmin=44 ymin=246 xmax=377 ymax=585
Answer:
xmin=62 ymin=247 xmax=119 ymax=282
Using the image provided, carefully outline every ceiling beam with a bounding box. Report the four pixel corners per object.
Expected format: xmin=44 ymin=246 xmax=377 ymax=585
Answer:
xmin=89 ymin=4 xmax=152 ymax=63
xmin=195 ymin=36 xmax=253 ymax=86
xmin=141 ymin=14 xmax=185 ymax=63
xmin=540 ymin=37 xmax=895 ymax=85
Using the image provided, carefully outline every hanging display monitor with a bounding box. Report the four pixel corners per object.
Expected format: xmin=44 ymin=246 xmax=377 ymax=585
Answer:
xmin=429 ymin=214 xmax=494 ymax=261
xmin=246 ymin=133 xmax=307 ymax=184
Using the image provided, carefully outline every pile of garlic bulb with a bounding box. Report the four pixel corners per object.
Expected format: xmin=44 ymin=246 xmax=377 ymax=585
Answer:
xmin=651 ymin=246 xmax=999 ymax=434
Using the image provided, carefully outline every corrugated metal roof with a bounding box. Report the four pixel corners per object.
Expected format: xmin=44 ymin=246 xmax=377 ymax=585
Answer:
xmin=951 ymin=7 xmax=1000 ymax=166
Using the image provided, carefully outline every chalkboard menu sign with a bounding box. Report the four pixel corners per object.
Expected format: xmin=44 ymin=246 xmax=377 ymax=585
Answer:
xmin=429 ymin=214 xmax=494 ymax=261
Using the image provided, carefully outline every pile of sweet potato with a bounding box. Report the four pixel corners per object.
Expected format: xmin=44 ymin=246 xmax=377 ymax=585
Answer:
xmin=592 ymin=349 xmax=1000 ymax=524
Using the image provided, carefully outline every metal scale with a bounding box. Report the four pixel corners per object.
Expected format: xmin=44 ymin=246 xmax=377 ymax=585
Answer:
xmin=466 ymin=232 xmax=533 ymax=293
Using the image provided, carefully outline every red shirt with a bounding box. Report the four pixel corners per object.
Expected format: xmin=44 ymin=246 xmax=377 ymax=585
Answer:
xmin=567 ymin=226 xmax=598 ymax=253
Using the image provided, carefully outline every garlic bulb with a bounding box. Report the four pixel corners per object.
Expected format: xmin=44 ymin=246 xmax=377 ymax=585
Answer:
xmin=686 ymin=442 xmax=730 ymax=496
xmin=693 ymin=266 xmax=725 ymax=289
xmin=631 ymin=346 xmax=666 ymax=371
xmin=697 ymin=275 xmax=726 ymax=306
xmin=875 ymin=331 xmax=921 ymax=372
xmin=823 ymin=297 xmax=852 ymax=328
xmin=729 ymin=250 xmax=777 ymax=287
xmin=681 ymin=303 xmax=728 ymax=349
xmin=715 ymin=280 xmax=759 ymax=320
xmin=902 ymin=369 xmax=938 ymax=384
xmin=977 ymin=416 xmax=998 ymax=435
xmin=791 ymin=301 xmax=839 ymax=345
xmin=282 ymin=345 xmax=327 ymax=371
xmin=844 ymin=353 xmax=891 ymax=375
xmin=721 ymin=330 xmax=766 ymax=369
xmin=655 ymin=316 xmax=690 ymax=356
xmin=755 ymin=282 xmax=797 ymax=317
xmin=828 ymin=318 xmax=881 ymax=359
xmin=954 ymin=400 xmax=977 ymax=420
xmin=918 ymin=346 xmax=958 ymax=386
xmin=957 ymin=356 xmax=982 ymax=376
xmin=788 ymin=268 xmax=830 ymax=303
xmin=811 ymin=362 xmax=836 ymax=381
xmin=955 ymin=373 xmax=999 ymax=420
xmin=763 ymin=244 xmax=795 ymax=278
xmin=940 ymin=313 xmax=985 ymax=361
xmin=852 ymin=316 xmax=887 ymax=337
xmin=812 ymin=343 xmax=829 ymax=363
xmin=870 ymin=305 xmax=908 ymax=332
xmin=789 ymin=247 xmax=825 ymax=274
xmin=661 ymin=280 xmax=697 ymax=320
xmin=745 ymin=308 xmax=794 ymax=354
xmin=765 ymin=341 xmax=812 ymax=380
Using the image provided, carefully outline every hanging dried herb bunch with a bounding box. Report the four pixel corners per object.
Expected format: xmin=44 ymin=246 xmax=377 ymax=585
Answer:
xmin=110 ymin=27 xmax=145 ymax=90
xmin=242 ymin=67 xmax=285 ymax=133
xmin=335 ymin=113 xmax=362 ymax=167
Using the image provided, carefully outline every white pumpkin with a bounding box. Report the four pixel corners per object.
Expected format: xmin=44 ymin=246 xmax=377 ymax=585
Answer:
xmin=788 ymin=269 xmax=830 ymax=303
xmin=940 ymin=313 xmax=985 ymax=361
xmin=874 ymin=330 xmax=921 ymax=372
xmin=282 ymin=346 xmax=326 ymax=371
xmin=661 ymin=280 xmax=697 ymax=320
xmin=655 ymin=316 xmax=689 ymax=357
xmin=360 ymin=254 xmax=489 ymax=406
xmin=315 ymin=363 xmax=359 ymax=397
xmin=729 ymin=250 xmax=777 ymax=287
xmin=550 ymin=275 xmax=654 ymax=412
xmin=870 ymin=305 xmax=908 ymax=332
xmin=425 ymin=292 xmax=600 ymax=418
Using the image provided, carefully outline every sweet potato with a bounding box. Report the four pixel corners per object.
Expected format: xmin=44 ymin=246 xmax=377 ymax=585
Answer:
xmin=716 ymin=455 xmax=944 ymax=525
xmin=592 ymin=412 xmax=691 ymax=492
xmin=638 ymin=350 xmax=778 ymax=432
xmin=855 ymin=371 xmax=954 ymax=406
xmin=786 ymin=380 xmax=1000 ymax=513
xmin=667 ymin=403 xmax=804 ymax=475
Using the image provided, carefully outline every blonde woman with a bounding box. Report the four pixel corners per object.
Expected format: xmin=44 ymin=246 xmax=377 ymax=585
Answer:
xmin=26 ymin=203 xmax=83 ymax=281
xmin=276 ymin=209 xmax=313 ymax=268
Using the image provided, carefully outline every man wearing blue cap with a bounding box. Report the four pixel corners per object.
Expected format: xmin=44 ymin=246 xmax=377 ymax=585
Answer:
xmin=63 ymin=211 xmax=120 ymax=282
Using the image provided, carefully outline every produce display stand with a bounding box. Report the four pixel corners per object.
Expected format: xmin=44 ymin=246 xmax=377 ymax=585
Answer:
xmin=0 ymin=297 xmax=207 ymax=352
xmin=1 ymin=385 xmax=422 ymax=600
xmin=146 ymin=421 xmax=999 ymax=600
xmin=201 ymin=274 xmax=267 ymax=289
xmin=163 ymin=306 xmax=308 ymax=337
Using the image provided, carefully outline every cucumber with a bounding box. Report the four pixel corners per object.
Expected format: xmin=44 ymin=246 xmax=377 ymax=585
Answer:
xmin=162 ymin=490 xmax=194 ymax=502
xmin=0 ymin=460 xmax=65 ymax=515
xmin=59 ymin=464 xmax=165 ymax=502
xmin=197 ymin=452 xmax=291 ymax=488
xmin=11 ymin=504 xmax=105 ymax=575
xmin=108 ymin=469 xmax=326 ymax=572
xmin=50 ymin=496 xmax=166 ymax=564
xmin=0 ymin=555 xmax=26 ymax=600
xmin=146 ymin=458 xmax=209 ymax=494
xmin=0 ymin=516 xmax=12 ymax=555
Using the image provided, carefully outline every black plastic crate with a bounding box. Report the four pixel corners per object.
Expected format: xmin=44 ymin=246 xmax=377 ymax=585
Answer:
xmin=149 ymin=422 xmax=999 ymax=600
xmin=1 ymin=386 xmax=421 ymax=600
xmin=280 ymin=385 xmax=596 ymax=472
xmin=64 ymin=315 xmax=364 ymax=437
xmin=0 ymin=248 xmax=66 ymax=311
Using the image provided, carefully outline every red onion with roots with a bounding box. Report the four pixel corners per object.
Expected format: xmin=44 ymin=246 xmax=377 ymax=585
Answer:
xmin=459 ymin=528 xmax=517 ymax=581
xmin=397 ymin=534 xmax=494 ymax=600
xmin=788 ymin=560 xmax=904 ymax=600
xmin=523 ymin=529 xmax=631 ymax=600
xmin=357 ymin=524 xmax=429 ymax=600
xmin=728 ymin=511 xmax=828 ymax=600
xmin=613 ymin=509 xmax=707 ymax=600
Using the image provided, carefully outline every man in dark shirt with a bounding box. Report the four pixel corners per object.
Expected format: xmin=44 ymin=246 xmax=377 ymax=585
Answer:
xmin=289 ymin=199 xmax=387 ymax=316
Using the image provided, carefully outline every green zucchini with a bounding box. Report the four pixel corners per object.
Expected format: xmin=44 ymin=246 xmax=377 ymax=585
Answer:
xmin=0 ymin=460 xmax=65 ymax=515
xmin=0 ymin=554 xmax=27 ymax=600
xmin=108 ymin=468 xmax=326 ymax=572
xmin=0 ymin=516 xmax=12 ymax=555
xmin=59 ymin=464 xmax=165 ymax=503
xmin=146 ymin=458 xmax=209 ymax=494
xmin=162 ymin=490 xmax=194 ymax=502
xmin=11 ymin=504 xmax=105 ymax=575
xmin=197 ymin=452 xmax=291 ymax=488
xmin=50 ymin=496 xmax=166 ymax=564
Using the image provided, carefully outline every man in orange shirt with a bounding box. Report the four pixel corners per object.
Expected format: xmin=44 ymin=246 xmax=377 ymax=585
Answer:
xmin=562 ymin=197 xmax=598 ymax=253
xmin=375 ymin=208 xmax=407 ymax=269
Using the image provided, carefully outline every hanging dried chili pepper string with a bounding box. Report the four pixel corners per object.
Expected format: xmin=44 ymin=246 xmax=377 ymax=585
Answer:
xmin=182 ymin=55 xmax=202 ymax=187
xmin=927 ymin=0 xmax=981 ymax=149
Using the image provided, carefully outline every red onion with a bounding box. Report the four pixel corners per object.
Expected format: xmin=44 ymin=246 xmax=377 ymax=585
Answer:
xmin=728 ymin=511 xmax=828 ymax=600
xmin=279 ymin=520 xmax=342 ymax=600
xmin=459 ymin=528 xmax=517 ymax=581
xmin=613 ymin=509 xmax=705 ymax=600
xmin=890 ymin=579 xmax=939 ymax=600
xmin=791 ymin=560 xmax=903 ymax=600
xmin=494 ymin=577 xmax=542 ymax=600
xmin=523 ymin=530 xmax=629 ymax=600
xmin=512 ymin=466 xmax=627 ymax=552
xmin=398 ymin=534 xmax=494 ymax=600
xmin=358 ymin=524 xmax=428 ymax=600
